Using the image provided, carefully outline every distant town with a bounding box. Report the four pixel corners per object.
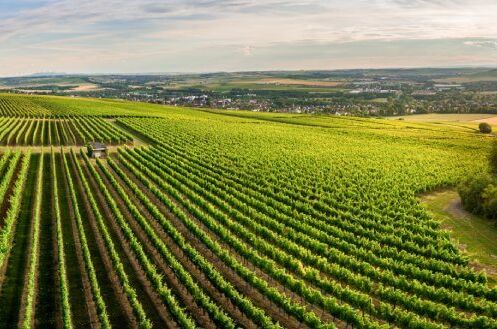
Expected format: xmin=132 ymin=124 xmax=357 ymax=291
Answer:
xmin=1 ymin=68 xmax=497 ymax=117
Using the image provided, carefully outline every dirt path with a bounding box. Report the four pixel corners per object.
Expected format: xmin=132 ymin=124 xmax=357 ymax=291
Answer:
xmin=473 ymin=117 xmax=497 ymax=125
xmin=445 ymin=198 xmax=469 ymax=220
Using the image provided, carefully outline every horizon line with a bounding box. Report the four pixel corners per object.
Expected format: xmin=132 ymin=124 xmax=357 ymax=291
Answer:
xmin=2 ymin=65 xmax=497 ymax=79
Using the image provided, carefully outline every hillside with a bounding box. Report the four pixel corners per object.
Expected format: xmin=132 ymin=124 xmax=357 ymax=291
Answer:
xmin=434 ymin=68 xmax=497 ymax=83
xmin=0 ymin=94 xmax=495 ymax=328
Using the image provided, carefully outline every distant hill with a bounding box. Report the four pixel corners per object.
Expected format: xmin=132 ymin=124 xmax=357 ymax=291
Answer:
xmin=469 ymin=68 xmax=497 ymax=78
xmin=24 ymin=72 xmax=68 ymax=78
xmin=434 ymin=68 xmax=497 ymax=83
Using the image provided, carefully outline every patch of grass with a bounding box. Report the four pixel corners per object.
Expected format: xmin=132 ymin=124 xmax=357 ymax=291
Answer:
xmin=420 ymin=190 xmax=497 ymax=286
xmin=370 ymin=98 xmax=388 ymax=103
xmin=389 ymin=113 xmax=496 ymax=122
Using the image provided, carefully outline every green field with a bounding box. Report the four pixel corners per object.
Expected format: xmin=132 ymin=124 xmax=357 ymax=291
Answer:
xmin=200 ymin=82 xmax=345 ymax=93
xmin=0 ymin=94 xmax=496 ymax=328
xmin=421 ymin=190 xmax=497 ymax=286
xmin=163 ymin=75 xmax=347 ymax=93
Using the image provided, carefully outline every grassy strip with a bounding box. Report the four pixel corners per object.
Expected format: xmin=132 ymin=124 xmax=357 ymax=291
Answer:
xmin=20 ymin=151 xmax=43 ymax=329
xmin=51 ymin=148 xmax=73 ymax=328
xmin=420 ymin=190 xmax=497 ymax=286
xmin=40 ymin=119 xmax=46 ymax=146
xmin=47 ymin=120 xmax=52 ymax=146
xmin=31 ymin=120 xmax=40 ymax=145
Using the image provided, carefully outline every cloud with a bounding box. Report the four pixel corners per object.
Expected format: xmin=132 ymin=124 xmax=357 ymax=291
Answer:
xmin=464 ymin=40 xmax=497 ymax=49
xmin=1 ymin=0 xmax=497 ymax=75
xmin=240 ymin=45 xmax=254 ymax=56
xmin=390 ymin=0 xmax=464 ymax=8
xmin=2 ymin=0 xmax=497 ymax=43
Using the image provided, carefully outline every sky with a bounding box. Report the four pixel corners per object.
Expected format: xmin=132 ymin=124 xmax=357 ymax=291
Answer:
xmin=0 ymin=0 xmax=497 ymax=76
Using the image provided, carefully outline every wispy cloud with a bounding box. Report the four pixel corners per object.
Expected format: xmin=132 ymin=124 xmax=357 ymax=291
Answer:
xmin=0 ymin=0 xmax=497 ymax=76
xmin=464 ymin=40 xmax=497 ymax=49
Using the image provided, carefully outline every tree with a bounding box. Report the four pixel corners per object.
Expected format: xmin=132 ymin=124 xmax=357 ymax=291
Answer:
xmin=482 ymin=184 xmax=497 ymax=220
xmin=490 ymin=139 xmax=497 ymax=175
xmin=458 ymin=173 xmax=494 ymax=215
xmin=479 ymin=122 xmax=492 ymax=134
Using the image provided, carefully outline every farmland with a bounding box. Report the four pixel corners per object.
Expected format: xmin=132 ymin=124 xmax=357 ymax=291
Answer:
xmin=4 ymin=68 xmax=497 ymax=116
xmin=0 ymin=117 xmax=132 ymax=146
xmin=0 ymin=93 xmax=496 ymax=328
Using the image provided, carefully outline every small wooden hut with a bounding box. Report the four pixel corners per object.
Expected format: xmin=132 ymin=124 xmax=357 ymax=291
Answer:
xmin=87 ymin=142 xmax=108 ymax=158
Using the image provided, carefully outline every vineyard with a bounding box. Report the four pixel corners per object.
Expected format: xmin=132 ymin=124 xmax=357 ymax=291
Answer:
xmin=0 ymin=93 xmax=496 ymax=328
xmin=0 ymin=117 xmax=133 ymax=146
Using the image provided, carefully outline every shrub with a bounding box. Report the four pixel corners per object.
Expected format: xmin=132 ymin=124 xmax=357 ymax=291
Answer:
xmin=459 ymin=139 xmax=497 ymax=220
xmin=479 ymin=122 xmax=492 ymax=134
xmin=459 ymin=173 xmax=493 ymax=215
xmin=482 ymin=184 xmax=497 ymax=220
xmin=459 ymin=173 xmax=497 ymax=219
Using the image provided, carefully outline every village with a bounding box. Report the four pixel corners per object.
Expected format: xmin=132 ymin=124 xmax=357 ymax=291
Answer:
xmin=2 ymin=69 xmax=497 ymax=117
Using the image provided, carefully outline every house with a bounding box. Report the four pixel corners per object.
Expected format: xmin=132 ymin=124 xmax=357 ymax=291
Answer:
xmin=87 ymin=142 xmax=108 ymax=158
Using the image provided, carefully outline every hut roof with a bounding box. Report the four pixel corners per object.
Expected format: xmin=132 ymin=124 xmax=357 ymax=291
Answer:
xmin=89 ymin=142 xmax=107 ymax=150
